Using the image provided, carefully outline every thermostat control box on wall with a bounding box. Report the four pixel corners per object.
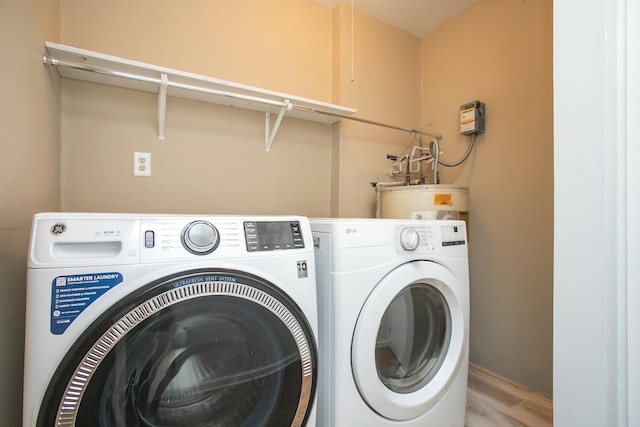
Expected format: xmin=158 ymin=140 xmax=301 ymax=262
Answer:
xmin=460 ymin=100 xmax=485 ymax=135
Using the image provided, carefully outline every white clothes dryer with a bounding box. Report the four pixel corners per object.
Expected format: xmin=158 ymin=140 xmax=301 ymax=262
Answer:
xmin=24 ymin=213 xmax=318 ymax=427
xmin=311 ymin=219 xmax=469 ymax=426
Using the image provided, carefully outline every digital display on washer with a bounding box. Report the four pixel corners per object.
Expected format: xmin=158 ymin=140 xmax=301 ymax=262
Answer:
xmin=244 ymin=221 xmax=305 ymax=251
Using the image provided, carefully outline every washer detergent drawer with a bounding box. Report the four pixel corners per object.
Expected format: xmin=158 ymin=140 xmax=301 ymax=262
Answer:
xmin=35 ymin=270 xmax=317 ymax=427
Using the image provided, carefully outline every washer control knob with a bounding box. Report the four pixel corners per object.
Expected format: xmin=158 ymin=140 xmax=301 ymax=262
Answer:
xmin=182 ymin=221 xmax=219 ymax=254
xmin=399 ymin=227 xmax=420 ymax=251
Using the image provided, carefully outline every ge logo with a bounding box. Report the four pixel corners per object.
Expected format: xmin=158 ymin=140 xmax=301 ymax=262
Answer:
xmin=50 ymin=223 xmax=67 ymax=235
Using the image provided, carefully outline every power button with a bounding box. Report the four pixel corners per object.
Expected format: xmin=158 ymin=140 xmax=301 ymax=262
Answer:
xmin=144 ymin=230 xmax=155 ymax=248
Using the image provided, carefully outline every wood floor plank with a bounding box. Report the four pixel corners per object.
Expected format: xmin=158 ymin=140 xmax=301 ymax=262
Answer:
xmin=465 ymin=364 xmax=553 ymax=426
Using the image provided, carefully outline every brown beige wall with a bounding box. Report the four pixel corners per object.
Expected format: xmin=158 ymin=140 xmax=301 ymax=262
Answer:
xmin=0 ymin=0 xmax=61 ymax=423
xmin=421 ymin=0 xmax=554 ymax=395
xmin=60 ymin=81 xmax=334 ymax=215
xmin=60 ymin=0 xmax=336 ymax=216
xmin=61 ymin=0 xmax=333 ymax=101
xmin=59 ymin=0 xmax=421 ymax=218
xmin=332 ymin=4 xmax=422 ymax=217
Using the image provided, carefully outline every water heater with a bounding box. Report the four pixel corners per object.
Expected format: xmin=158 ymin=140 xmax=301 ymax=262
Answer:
xmin=378 ymin=185 xmax=469 ymax=229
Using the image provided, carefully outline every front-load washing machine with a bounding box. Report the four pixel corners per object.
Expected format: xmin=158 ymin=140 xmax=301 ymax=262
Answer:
xmin=24 ymin=213 xmax=318 ymax=427
xmin=311 ymin=219 xmax=469 ymax=426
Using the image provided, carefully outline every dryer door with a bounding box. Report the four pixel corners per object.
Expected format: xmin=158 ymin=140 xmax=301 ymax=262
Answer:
xmin=37 ymin=270 xmax=317 ymax=427
xmin=351 ymin=261 xmax=467 ymax=421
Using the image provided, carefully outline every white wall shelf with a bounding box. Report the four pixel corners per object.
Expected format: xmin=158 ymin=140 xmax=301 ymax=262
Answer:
xmin=43 ymin=42 xmax=357 ymax=151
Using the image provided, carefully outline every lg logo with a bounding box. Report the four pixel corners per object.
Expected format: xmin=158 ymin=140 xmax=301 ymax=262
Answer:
xmin=345 ymin=227 xmax=357 ymax=234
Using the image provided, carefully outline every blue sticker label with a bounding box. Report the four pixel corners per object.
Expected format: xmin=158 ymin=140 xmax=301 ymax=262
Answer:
xmin=51 ymin=272 xmax=123 ymax=335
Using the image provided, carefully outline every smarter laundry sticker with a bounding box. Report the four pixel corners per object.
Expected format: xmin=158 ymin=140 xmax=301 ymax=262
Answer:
xmin=51 ymin=272 xmax=123 ymax=335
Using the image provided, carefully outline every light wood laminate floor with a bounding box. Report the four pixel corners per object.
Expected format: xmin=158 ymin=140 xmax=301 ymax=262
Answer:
xmin=465 ymin=364 xmax=553 ymax=426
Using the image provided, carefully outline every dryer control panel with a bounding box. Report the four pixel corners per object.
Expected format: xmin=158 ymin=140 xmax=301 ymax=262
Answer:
xmin=396 ymin=221 xmax=467 ymax=255
xmin=440 ymin=223 xmax=467 ymax=246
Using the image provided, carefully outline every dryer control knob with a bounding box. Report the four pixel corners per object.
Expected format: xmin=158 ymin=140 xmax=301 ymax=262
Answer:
xmin=399 ymin=227 xmax=420 ymax=251
xmin=182 ymin=221 xmax=220 ymax=254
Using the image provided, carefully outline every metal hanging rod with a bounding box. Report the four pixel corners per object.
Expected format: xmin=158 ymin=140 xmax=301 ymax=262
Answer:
xmin=293 ymin=106 xmax=442 ymax=140
xmin=43 ymin=53 xmax=442 ymax=144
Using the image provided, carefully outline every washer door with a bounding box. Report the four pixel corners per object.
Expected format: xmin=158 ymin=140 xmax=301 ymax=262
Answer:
xmin=351 ymin=261 xmax=465 ymax=421
xmin=37 ymin=270 xmax=317 ymax=427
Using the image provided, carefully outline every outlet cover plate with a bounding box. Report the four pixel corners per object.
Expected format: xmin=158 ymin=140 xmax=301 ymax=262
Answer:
xmin=134 ymin=152 xmax=151 ymax=177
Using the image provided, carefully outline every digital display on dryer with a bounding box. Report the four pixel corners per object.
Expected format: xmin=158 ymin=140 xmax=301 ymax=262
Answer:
xmin=244 ymin=221 xmax=304 ymax=251
xmin=441 ymin=224 xmax=467 ymax=246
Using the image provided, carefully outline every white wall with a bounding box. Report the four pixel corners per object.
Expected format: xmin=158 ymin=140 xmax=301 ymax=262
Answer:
xmin=554 ymin=0 xmax=639 ymax=424
xmin=628 ymin=3 xmax=640 ymax=423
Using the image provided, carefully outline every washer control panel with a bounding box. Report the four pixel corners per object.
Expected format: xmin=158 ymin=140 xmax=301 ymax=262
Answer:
xmin=244 ymin=221 xmax=305 ymax=252
xmin=138 ymin=216 xmax=309 ymax=261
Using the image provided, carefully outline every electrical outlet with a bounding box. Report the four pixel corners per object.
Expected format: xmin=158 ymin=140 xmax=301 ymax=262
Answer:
xmin=133 ymin=152 xmax=151 ymax=177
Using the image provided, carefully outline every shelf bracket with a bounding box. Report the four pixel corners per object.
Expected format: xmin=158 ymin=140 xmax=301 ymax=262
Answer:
xmin=264 ymin=100 xmax=292 ymax=152
xmin=158 ymin=73 xmax=168 ymax=141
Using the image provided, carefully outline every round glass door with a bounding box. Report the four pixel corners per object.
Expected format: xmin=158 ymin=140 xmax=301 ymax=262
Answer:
xmin=37 ymin=270 xmax=317 ymax=427
xmin=375 ymin=283 xmax=450 ymax=394
xmin=351 ymin=261 xmax=466 ymax=421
